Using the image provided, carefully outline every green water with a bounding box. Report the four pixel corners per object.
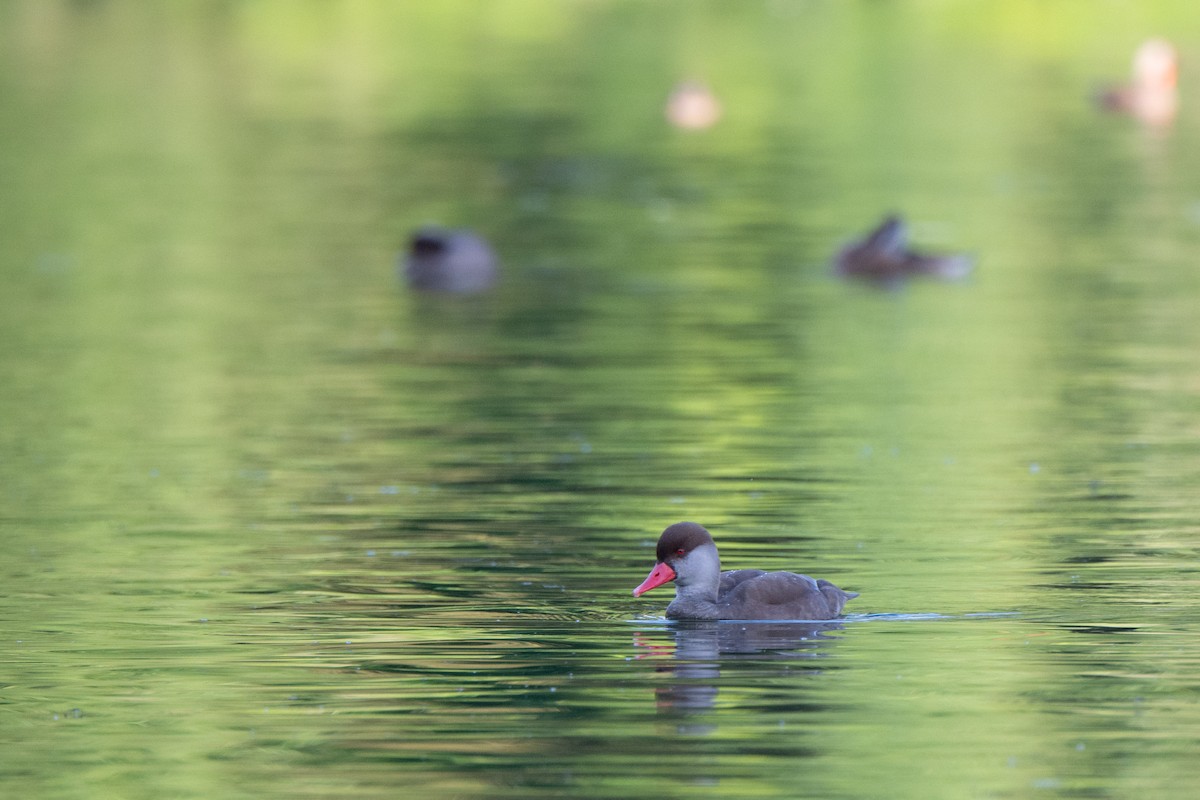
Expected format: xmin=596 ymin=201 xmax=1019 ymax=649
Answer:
xmin=3 ymin=1 xmax=1200 ymax=798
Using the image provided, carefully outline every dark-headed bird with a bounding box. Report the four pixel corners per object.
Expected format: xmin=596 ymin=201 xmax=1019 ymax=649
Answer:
xmin=402 ymin=228 xmax=498 ymax=294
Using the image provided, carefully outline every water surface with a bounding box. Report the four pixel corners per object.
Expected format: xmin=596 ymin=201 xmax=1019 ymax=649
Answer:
xmin=3 ymin=2 xmax=1200 ymax=798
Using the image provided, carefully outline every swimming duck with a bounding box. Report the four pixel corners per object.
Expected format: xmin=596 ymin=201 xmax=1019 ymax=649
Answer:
xmin=633 ymin=522 xmax=858 ymax=620
xmin=1096 ymin=38 xmax=1178 ymax=128
xmin=402 ymin=228 xmax=498 ymax=293
xmin=666 ymin=80 xmax=722 ymax=130
xmin=833 ymin=215 xmax=972 ymax=283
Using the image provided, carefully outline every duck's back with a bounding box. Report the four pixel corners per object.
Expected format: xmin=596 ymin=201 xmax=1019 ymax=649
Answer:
xmin=718 ymin=569 xmax=856 ymax=620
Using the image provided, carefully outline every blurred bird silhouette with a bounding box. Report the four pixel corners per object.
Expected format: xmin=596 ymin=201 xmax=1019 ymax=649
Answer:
xmin=1096 ymin=38 xmax=1178 ymax=128
xmin=666 ymin=80 xmax=722 ymax=130
xmin=833 ymin=215 xmax=973 ymax=284
xmin=401 ymin=228 xmax=498 ymax=294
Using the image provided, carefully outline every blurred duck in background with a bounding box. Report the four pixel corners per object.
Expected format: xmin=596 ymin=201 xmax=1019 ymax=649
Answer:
xmin=666 ymin=80 xmax=722 ymax=130
xmin=1096 ymin=38 xmax=1178 ymax=128
xmin=402 ymin=228 xmax=498 ymax=294
xmin=833 ymin=215 xmax=973 ymax=284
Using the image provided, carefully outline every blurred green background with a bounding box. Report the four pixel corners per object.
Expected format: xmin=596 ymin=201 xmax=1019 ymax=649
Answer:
xmin=3 ymin=2 xmax=1200 ymax=798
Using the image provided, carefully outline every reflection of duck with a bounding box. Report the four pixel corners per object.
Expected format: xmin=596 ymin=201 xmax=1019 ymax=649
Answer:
xmin=401 ymin=228 xmax=498 ymax=293
xmin=635 ymin=622 xmax=845 ymax=721
xmin=670 ymin=620 xmax=846 ymax=657
xmin=833 ymin=215 xmax=973 ymax=283
xmin=632 ymin=522 xmax=857 ymax=620
xmin=666 ymin=80 xmax=722 ymax=130
xmin=1097 ymin=38 xmax=1178 ymax=128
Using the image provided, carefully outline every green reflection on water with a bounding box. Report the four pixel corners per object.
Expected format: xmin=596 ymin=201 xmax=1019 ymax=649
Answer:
xmin=3 ymin=1 xmax=1200 ymax=799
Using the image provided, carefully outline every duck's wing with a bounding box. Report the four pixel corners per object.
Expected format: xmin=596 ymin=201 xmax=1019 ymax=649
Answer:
xmin=719 ymin=569 xmax=766 ymax=597
xmin=726 ymin=572 xmax=852 ymax=620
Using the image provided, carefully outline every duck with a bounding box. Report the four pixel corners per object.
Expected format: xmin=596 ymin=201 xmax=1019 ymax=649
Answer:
xmin=402 ymin=227 xmax=498 ymax=293
xmin=632 ymin=522 xmax=857 ymax=620
xmin=1096 ymin=38 xmax=1178 ymax=128
xmin=666 ymin=80 xmax=722 ymax=130
xmin=833 ymin=215 xmax=973 ymax=283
